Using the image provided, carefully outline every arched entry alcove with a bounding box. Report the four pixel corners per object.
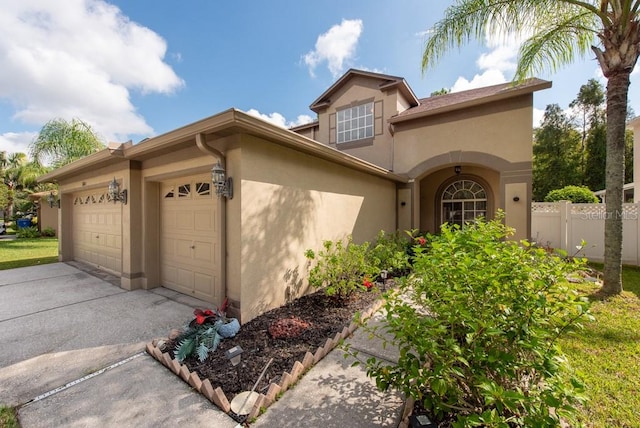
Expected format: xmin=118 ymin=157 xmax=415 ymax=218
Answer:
xmin=418 ymin=166 xmax=498 ymax=234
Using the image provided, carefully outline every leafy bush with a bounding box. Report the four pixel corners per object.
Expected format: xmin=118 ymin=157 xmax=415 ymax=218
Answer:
xmin=305 ymin=236 xmax=377 ymax=298
xmin=16 ymin=226 xmax=40 ymax=239
xmin=367 ymin=230 xmax=411 ymax=277
xmin=41 ymin=227 xmax=56 ymax=237
xmin=545 ymin=185 xmax=599 ymax=203
xmin=353 ymin=216 xmax=590 ymax=427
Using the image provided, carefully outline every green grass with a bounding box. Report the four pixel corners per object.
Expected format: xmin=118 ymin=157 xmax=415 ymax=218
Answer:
xmin=559 ymin=264 xmax=640 ymax=427
xmin=0 ymin=405 xmax=19 ymax=428
xmin=0 ymin=238 xmax=58 ymax=270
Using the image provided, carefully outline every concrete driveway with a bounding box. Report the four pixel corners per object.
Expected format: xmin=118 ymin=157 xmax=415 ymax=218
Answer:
xmin=0 ymin=262 xmax=237 ymax=427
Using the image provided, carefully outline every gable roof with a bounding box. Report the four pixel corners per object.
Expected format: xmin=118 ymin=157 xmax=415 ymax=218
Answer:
xmin=390 ymin=78 xmax=551 ymax=124
xmin=309 ymin=69 xmax=420 ymax=113
xmin=38 ymin=109 xmax=407 ymax=184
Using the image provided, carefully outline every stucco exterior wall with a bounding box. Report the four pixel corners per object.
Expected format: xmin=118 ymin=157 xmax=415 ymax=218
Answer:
xmin=236 ymin=135 xmax=396 ymax=322
xmin=393 ymin=95 xmax=534 ymax=175
xmin=38 ymin=202 xmax=58 ymax=235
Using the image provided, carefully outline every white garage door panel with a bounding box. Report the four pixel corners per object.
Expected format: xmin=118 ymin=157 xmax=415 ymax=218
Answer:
xmin=160 ymin=176 xmax=219 ymax=303
xmin=72 ymin=190 xmax=122 ymax=274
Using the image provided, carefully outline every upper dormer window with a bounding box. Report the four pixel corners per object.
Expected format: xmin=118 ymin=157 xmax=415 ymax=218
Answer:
xmin=336 ymin=102 xmax=374 ymax=144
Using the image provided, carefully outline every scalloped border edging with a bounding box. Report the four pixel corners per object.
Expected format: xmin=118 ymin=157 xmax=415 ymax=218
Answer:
xmin=146 ymin=300 xmax=384 ymax=421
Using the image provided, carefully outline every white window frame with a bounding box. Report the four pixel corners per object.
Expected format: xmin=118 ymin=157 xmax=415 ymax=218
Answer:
xmin=336 ymin=102 xmax=374 ymax=144
xmin=441 ymin=179 xmax=487 ymax=228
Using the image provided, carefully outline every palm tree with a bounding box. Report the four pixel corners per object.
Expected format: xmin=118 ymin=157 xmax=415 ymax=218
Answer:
xmin=30 ymin=118 xmax=105 ymax=168
xmin=423 ymin=0 xmax=639 ymax=295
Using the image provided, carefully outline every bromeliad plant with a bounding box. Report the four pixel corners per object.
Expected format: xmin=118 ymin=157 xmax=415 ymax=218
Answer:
xmin=175 ymin=298 xmax=239 ymax=362
xmin=349 ymin=215 xmax=592 ymax=427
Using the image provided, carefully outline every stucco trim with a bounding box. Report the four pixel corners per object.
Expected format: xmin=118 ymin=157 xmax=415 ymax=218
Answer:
xmin=408 ymin=151 xmax=530 ymax=179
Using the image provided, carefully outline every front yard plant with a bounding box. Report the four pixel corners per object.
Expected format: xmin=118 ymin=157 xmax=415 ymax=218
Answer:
xmin=175 ymin=300 xmax=240 ymax=362
xmin=305 ymin=235 xmax=378 ymax=299
xmin=353 ymin=216 xmax=591 ymax=427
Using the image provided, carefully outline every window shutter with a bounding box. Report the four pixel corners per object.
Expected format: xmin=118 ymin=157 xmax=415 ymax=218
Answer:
xmin=374 ymin=100 xmax=383 ymax=135
xmin=329 ymin=113 xmax=336 ymax=144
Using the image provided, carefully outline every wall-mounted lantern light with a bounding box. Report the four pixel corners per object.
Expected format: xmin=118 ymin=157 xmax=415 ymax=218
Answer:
xmin=454 ymin=165 xmax=462 ymax=175
xmin=46 ymin=191 xmax=59 ymax=208
xmin=107 ymin=177 xmax=127 ymax=204
xmin=211 ymin=161 xmax=233 ymax=199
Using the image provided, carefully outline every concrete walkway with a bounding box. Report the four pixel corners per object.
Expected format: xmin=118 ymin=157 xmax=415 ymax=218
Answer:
xmin=0 ymin=263 xmax=406 ymax=427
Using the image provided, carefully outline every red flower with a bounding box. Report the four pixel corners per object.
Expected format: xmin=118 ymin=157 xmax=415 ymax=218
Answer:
xmin=417 ymin=236 xmax=426 ymax=246
xmin=363 ymin=278 xmax=373 ymax=290
xmin=193 ymin=308 xmax=214 ymax=325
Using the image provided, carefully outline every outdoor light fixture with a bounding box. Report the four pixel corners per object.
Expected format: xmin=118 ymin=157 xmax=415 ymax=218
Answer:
xmin=211 ymin=161 xmax=233 ymax=199
xmin=225 ymin=345 xmax=244 ymax=366
xmin=46 ymin=191 xmax=59 ymax=208
xmin=454 ymin=165 xmax=462 ymax=175
xmin=379 ymin=269 xmax=388 ymax=290
xmin=107 ymin=177 xmax=127 ymax=205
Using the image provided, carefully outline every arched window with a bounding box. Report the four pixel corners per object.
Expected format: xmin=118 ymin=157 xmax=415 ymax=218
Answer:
xmin=441 ymin=179 xmax=487 ymax=227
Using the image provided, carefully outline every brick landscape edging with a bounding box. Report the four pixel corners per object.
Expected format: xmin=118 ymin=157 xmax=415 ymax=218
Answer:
xmin=145 ymin=300 xmax=384 ymax=421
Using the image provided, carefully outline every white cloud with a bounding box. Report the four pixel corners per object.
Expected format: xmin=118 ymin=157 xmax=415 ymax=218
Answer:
xmin=451 ymin=69 xmax=507 ymax=92
xmin=303 ymin=19 xmax=363 ymax=78
xmin=533 ymin=108 xmax=545 ymax=128
xmin=451 ymin=28 xmax=522 ymax=92
xmin=0 ymin=131 xmax=37 ymax=155
xmin=0 ymin=0 xmax=184 ymax=141
xmin=246 ymin=109 xmax=314 ymax=129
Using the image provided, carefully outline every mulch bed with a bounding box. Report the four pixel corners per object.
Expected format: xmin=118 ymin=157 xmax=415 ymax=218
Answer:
xmin=164 ymin=289 xmax=381 ymax=400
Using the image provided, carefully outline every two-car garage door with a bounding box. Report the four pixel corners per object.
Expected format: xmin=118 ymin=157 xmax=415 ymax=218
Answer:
xmin=160 ymin=175 xmax=220 ymax=303
xmin=70 ymin=174 xmax=220 ymax=305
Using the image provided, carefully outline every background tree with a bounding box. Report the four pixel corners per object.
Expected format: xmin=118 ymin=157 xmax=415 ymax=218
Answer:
xmin=584 ymin=122 xmax=607 ymax=191
xmin=533 ymin=104 xmax=582 ymax=200
xmin=422 ymin=0 xmax=640 ymax=295
xmin=30 ymin=118 xmax=105 ymax=168
xmin=430 ymin=87 xmax=451 ymax=96
xmin=625 ymin=130 xmax=634 ymax=189
xmin=570 ymin=78 xmax=605 ymax=181
xmin=0 ymin=182 xmax=8 ymax=216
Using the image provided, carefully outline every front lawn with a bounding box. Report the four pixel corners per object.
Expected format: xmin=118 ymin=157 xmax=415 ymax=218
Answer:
xmin=560 ymin=264 xmax=640 ymax=427
xmin=0 ymin=238 xmax=58 ymax=270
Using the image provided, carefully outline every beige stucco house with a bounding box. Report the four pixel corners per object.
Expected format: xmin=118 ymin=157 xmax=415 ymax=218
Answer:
xmin=40 ymin=69 xmax=549 ymax=322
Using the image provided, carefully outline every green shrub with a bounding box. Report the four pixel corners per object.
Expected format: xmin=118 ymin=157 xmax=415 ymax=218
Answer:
xmin=353 ymin=216 xmax=590 ymax=427
xmin=305 ymin=236 xmax=377 ymax=298
xmin=367 ymin=230 xmax=411 ymax=277
xmin=41 ymin=227 xmax=56 ymax=237
xmin=544 ymin=185 xmax=599 ymax=203
xmin=17 ymin=226 xmax=40 ymax=239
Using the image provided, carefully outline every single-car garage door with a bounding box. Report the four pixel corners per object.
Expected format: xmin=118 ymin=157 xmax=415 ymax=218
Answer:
xmin=160 ymin=175 xmax=220 ymax=303
xmin=72 ymin=189 xmax=122 ymax=273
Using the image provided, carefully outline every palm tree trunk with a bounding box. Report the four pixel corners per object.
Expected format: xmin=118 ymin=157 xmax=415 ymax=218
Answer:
xmin=602 ymin=72 xmax=628 ymax=295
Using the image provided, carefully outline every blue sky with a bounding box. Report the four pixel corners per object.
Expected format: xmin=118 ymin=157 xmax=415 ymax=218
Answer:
xmin=1 ymin=0 xmax=638 ymax=157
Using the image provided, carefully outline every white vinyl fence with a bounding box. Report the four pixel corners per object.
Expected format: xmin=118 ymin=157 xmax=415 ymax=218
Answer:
xmin=531 ymin=201 xmax=640 ymax=265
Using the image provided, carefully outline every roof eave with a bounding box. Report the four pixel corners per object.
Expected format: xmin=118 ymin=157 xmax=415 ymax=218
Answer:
xmin=389 ymin=80 xmax=552 ymax=124
xmin=38 ymin=108 xmax=407 ymax=185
